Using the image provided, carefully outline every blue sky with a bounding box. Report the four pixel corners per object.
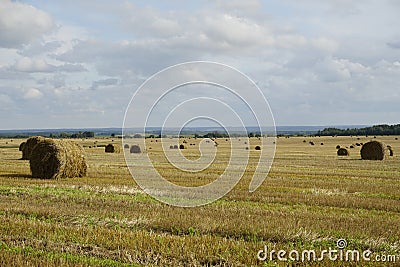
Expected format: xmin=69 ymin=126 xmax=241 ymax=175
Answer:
xmin=0 ymin=0 xmax=399 ymax=129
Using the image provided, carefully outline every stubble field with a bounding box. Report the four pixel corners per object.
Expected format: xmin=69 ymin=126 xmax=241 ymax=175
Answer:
xmin=0 ymin=136 xmax=399 ymax=266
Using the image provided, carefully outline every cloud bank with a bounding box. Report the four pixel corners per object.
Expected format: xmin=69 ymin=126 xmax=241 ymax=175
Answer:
xmin=0 ymin=0 xmax=399 ymax=129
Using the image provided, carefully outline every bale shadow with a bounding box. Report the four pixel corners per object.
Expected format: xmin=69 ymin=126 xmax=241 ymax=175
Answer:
xmin=0 ymin=173 xmax=32 ymax=179
xmin=337 ymin=158 xmax=363 ymax=161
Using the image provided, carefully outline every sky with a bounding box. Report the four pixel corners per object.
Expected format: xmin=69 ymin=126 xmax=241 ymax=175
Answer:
xmin=0 ymin=0 xmax=399 ymax=129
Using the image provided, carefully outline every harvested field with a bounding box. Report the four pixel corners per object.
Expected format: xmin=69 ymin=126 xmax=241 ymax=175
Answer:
xmin=0 ymin=136 xmax=399 ymax=266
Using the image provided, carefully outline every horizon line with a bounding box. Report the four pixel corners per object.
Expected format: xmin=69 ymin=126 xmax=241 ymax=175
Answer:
xmin=0 ymin=124 xmax=381 ymax=132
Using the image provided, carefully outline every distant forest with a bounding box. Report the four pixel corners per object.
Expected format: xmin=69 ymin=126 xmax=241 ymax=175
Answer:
xmin=318 ymin=124 xmax=400 ymax=136
xmin=0 ymin=131 xmax=95 ymax=139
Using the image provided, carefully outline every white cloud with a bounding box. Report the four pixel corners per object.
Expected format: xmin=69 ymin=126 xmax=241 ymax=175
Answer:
xmin=203 ymin=14 xmax=272 ymax=47
xmin=23 ymin=88 xmax=43 ymax=100
xmin=313 ymin=57 xmax=370 ymax=83
xmin=14 ymin=57 xmax=52 ymax=72
xmin=120 ymin=3 xmax=181 ymax=37
xmin=11 ymin=57 xmax=86 ymax=73
xmin=56 ymin=63 xmax=87 ymax=72
xmin=18 ymin=41 xmax=62 ymax=56
xmin=0 ymin=0 xmax=54 ymax=48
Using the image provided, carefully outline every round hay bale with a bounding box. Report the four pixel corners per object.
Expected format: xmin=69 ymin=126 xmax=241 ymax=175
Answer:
xmin=320 ymin=143 xmax=324 ymax=145
xmin=124 ymin=144 xmax=130 ymax=149
xmin=360 ymin=141 xmax=385 ymax=160
xmin=337 ymin=148 xmax=349 ymax=156
xmin=173 ymin=145 xmax=178 ymax=149
xmin=336 ymin=145 xmax=341 ymax=149
xmin=105 ymin=144 xmax=120 ymax=153
xmin=22 ymin=136 xmax=46 ymax=160
xmin=30 ymin=139 xmax=87 ymax=179
xmin=130 ymin=145 xmax=141 ymax=153
xmin=255 ymin=145 xmax=261 ymax=150
xmin=169 ymin=145 xmax=174 ymax=149
xmin=19 ymin=142 xmax=26 ymax=152
xmin=179 ymin=144 xmax=186 ymax=149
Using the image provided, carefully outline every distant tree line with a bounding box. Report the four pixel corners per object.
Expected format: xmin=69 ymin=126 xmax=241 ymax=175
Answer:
xmin=199 ymin=131 xmax=262 ymax=138
xmin=318 ymin=124 xmax=400 ymax=136
xmin=200 ymin=131 xmax=228 ymax=138
xmin=142 ymin=132 xmax=259 ymax=138
xmin=248 ymin=132 xmax=262 ymax=138
xmin=0 ymin=131 xmax=95 ymax=139
xmin=49 ymin=131 xmax=95 ymax=138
